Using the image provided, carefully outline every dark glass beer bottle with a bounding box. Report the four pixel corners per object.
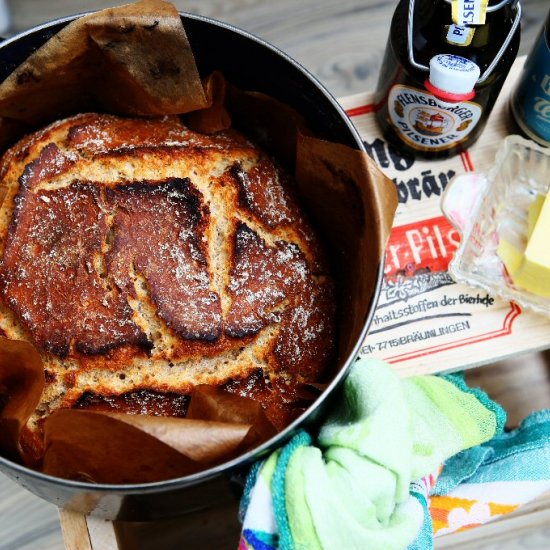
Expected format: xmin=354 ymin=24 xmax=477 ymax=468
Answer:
xmin=510 ymin=9 xmax=550 ymax=147
xmin=375 ymin=0 xmax=521 ymax=159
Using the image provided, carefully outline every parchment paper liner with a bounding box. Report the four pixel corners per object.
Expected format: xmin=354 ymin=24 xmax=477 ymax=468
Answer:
xmin=0 ymin=0 xmax=397 ymax=484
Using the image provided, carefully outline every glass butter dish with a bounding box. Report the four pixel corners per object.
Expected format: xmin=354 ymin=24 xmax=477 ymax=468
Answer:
xmin=442 ymin=135 xmax=550 ymax=316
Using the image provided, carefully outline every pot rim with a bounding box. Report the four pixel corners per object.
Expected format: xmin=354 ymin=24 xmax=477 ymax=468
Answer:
xmin=0 ymin=10 xmax=382 ymax=492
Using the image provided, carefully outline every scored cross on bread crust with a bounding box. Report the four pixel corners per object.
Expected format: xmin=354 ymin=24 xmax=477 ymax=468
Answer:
xmin=0 ymin=114 xmax=335 ymax=457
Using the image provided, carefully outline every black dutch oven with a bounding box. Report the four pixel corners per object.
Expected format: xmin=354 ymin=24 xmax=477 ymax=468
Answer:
xmin=0 ymin=12 xmax=385 ymax=521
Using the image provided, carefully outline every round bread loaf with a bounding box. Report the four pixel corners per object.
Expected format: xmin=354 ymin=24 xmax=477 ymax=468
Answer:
xmin=0 ymin=114 xmax=334 ymax=456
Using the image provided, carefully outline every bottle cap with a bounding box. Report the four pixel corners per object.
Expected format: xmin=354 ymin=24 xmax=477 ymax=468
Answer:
xmin=424 ymin=54 xmax=480 ymax=102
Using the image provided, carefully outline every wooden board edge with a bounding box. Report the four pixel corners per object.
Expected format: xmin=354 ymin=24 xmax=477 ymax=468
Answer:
xmin=87 ymin=515 xmax=119 ymax=550
xmin=59 ymin=510 xmax=119 ymax=550
xmin=59 ymin=509 xmax=93 ymax=550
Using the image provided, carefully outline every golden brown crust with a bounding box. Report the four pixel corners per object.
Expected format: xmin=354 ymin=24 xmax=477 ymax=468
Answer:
xmin=105 ymin=178 xmax=223 ymax=343
xmin=226 ymin=222 xmax=306 ymax=338
xmin=1 ymin=176 xmax=147 ymax=357
xmin=0 ymin=113 xmax=335 ymax=441
xmin=74 ymin=389 xmax=191 ymax=418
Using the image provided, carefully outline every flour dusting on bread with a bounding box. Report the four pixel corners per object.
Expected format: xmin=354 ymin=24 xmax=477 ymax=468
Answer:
xmin=0 ymin=114 xmax=335 ymax=453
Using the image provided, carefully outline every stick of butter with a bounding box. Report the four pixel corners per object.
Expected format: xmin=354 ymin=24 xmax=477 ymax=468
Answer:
xmin=527 ymin=193 xmax=545 ymax=238
xmin=498 ymin=191 xmax=550 ymax=298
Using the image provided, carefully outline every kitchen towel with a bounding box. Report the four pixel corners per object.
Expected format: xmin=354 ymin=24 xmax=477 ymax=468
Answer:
xmin=238 ymin=358 xmax=505 ymax=550
xmin=430 ymin=409 xmax=550 ymax=537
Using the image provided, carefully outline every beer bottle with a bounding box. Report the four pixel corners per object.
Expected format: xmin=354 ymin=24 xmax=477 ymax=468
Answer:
xmin=375 ymin=0 xmax=521 ymax=159
xmin=510 ymin=9 xmax=550 ymax=147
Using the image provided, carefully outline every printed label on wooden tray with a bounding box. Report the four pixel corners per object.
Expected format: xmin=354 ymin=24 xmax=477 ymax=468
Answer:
xmin=356 ymin=129 xmax=520 ymax=366
xmin=339 ymin=59 xmax=550 ymax=374
xmin=363 ymin=215 xmax=521 ymax=364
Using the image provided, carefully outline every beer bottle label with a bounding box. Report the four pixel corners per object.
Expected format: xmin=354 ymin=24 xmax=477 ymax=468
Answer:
xmin=445 ymin=24 xmax=476 ymax=46
xmin=452 ymin=0 xmax=489 ymax=26
xmin=388 ymin=84 xmax=482 ymax=151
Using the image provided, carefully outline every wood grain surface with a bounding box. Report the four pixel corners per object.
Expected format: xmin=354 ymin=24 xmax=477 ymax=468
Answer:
xmin=1 ymin=1 xmax=550 ymax=549
xmin=5 ymin=0 xmax=550 ymax=98
xmin=58 ymin=511 xmax=93 ymax=550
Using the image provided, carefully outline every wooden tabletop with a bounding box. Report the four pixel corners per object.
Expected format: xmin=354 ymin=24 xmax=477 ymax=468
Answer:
xmin=1 ymin=1 xmax=549 ymax=549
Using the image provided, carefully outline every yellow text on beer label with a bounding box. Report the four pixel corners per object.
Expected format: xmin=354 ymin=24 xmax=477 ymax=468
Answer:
xmin=388 ymin=84 xmax=482 ymax=152
xmin=445 ymin=24 xmax=476 ymax=46
xmin=451 ymin=0 xmax=489 ymax=26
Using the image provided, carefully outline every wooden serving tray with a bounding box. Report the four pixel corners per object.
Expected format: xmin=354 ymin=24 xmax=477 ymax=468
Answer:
xmin=60 ymin=56 xmax=550 ymax=549
xmin=341 ymin=56 xmax=550 ymax=377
